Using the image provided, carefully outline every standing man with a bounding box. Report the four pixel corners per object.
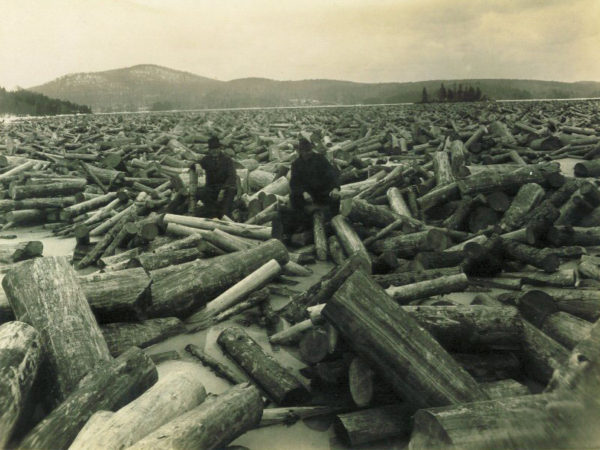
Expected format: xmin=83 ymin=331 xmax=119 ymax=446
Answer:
xmin=273 ymin=137 xmax=341 ymax=242
xmin=198 ymin=136 xmax=237 ymax=219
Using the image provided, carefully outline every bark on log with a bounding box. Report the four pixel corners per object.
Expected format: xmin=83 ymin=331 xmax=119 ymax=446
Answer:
xmin=541 ymin=312 xmax=593 ymax=350
xmin=0 ymin=321 xmax=41 ymax=447
xmin=387 ymin=187 xmax=412 ymax=217
xmin=323 ymin=270 xmax=488 ymax=409
xmin=312 ymin=210 xmax=328 ymax=261
xmin=185 ymin=259 xmax=281 ymax=331
xmin=78 ymin=268 xmax=151 ymax=323
xmin=19 ymin=346 xmax=157 ymax=450
xmin=70 ymin=361 xmax=206 ymax=450
xmin=148 ymin=239 xmax=288 ymax=318
xmin=432 ymin=151 xmax=455 ymax=186
xmin=127 ymin=383 xmax=262 ymax=450
xmin=500 ymin=183 xmax=545 ymax=231
xmin=0 ymin=241 xmax=43 ymax=264
xmin=101 ymin=318 xmax=184 ymax=357
xmin=417 ymin=182 xmax=460 ymax=211
xmin=185 ymin=343 xmax=248 ymax=385
xmin=9 ymin=179 xmax=87 ymax=200
xmin=331 ymin=215 xmax=371 ymax=270
xmin=502 ymin=239 xmax=559 ymax=273
xmin=386 ymin=273 xmax=469 ymax=305
xmin=402 ymin=305 xmax=522 ymax=352
xmin=452 ymin=352 xmax=521 ymax=382
xmin=373 ymin=267 xmax=462 ymax=288
xmin=340 ymin=198 xmax=400 ymax=228
xmin=218 ymin=327 xmax=308 ymax=405
xmin=2 ymin=257 xmax=111 ymax=402
xmin=574 ymin=159 xmax=600 ymax=177
xmin=371 ymin=229 xmax=451 ymax=258
xmin=521 ymin=319 xmax=570 ymax=384
xmin=547 ymin=226 xmax=600 ymax=247
xmin=409 ymin=393 xmax=582 ymax=449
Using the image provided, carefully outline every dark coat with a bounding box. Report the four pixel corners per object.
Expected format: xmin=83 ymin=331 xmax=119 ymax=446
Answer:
xmin=289 ymin=152 xmax=340 ymax=209
xmin=200 ymin=151 xmax=236 ymax=188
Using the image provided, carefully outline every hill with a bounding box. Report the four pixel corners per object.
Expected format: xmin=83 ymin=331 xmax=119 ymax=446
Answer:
xmin=0 ymin=86 xmax=91 ymax=116
xmin=28 ymin=64 xmax=600 ymax=112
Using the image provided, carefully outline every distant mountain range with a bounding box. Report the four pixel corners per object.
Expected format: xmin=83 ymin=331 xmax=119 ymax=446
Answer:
xmin=28 ymin=64 xmax=600 ymax=113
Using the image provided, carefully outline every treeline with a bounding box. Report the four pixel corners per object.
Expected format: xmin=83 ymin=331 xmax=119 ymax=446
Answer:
xmin=0 ymin=87 xmax=91 ymax=116
xmin=421 ymin=83 xmax=487 ymax=103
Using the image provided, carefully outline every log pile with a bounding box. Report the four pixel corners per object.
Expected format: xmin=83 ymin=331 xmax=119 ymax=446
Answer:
xmin=1 ymin=99 xmax=599 ymax=447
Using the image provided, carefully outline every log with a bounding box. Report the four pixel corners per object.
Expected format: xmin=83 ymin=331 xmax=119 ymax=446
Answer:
xmin=0 ymin=241 xmax=43 ymax=264
xmin=547 ymin=225 xmax=600 ymax=247
xmin=9 ymin=178 xmax=87 ymax=200
xmin=334 ymin=404 xmax=414 ymax=447
xmin=386 ymin=273 xmax=469 ymax=305
xmin=541 ymin=312 xmax=593 ymax=350
xmin=128 ymin=246 xmax=206 ymax=271
xmin=312 ymin=210 xmax=328 ymax=261
xmin=502 ymin=239 xmax=559 ymax=273
xmin=218 ymin=327 xmax=308 ymax=405
xmin=432 ymin=151 xmax=455 ymax=186
xmin=70 ymin=361 xmax=207 ymax=450
xmin=387 ymin=186 xmax=412 ymax=217
xmin=185 ymin=343 xmax=248 ymax=385
xmin=101 ymin=318 xmax=184 ymax=357
xmin=185 ymin=259 xmax=281 ymax=331
xmin=521 ymin=319 xmax=569 ymax=384
xmin=164 ymin=213 xmax=272 ymax=240
xmin=298 ymin=325 xmax=333 ymax=365
xmin=371 ymin=229 xmax=451 ymax=258
xmin=417 ymin=182 xmax=460 ymax=211
xmin=127 ymin=383 xmax=262 ymax=450
xmin=524 ymin=200 xmax=560 ymax=245
xmin=78 ymin=268 xmax=151 ymax=323
xmin=373 ymin=267 xmax=462 ymax=288
xmin=452 ymin=352 xmax=521 ymax=382
xmin=500 ymin=183 xmax=545 ymax=231
xmin=0 ymin=321 xmax=41 ymax=447
xmin=328 ymin=235 xmax=346 ymax=265
xmin=19 ymin=346 xmax=157 ymax=450
xmin=409 ymin=393 xmax=582 ymax=449
xmin=402 ymin=305 xmax=522 ymax=352
xmin=260 ymin=405 xmax=343 ymax=427
xmin=341 ymin=197 xmax=400 ymax=228
xmin=574 ymin=159 xmax=600 ymax=177
xmin=499 ymin=269 xmax=576 ymax=287
xmin=2 ymin=257 xmax=111 ymax=402
xmin=323 ymin=270 xmax=488 ymax=409
xmin=413 ymin=250 xmax=464 ymax=270
xmin=331 ymin=215 xmax=371 ymax=270
xmin=148 ymin=239 xmax=288 ymax=318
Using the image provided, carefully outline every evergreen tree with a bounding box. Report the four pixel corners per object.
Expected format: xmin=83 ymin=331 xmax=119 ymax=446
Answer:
xmin=438 ymin=83 xmax=447 ymax=102
xmin=421 ymin=87 xmax=429 ymax=103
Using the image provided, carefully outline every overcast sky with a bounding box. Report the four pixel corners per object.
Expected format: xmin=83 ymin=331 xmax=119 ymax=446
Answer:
xmin=1 ymin=0 xmax=598 ymax=89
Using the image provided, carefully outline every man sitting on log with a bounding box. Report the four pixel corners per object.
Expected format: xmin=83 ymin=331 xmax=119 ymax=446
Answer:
xmin=272 ymin=137 xmax=340 ymax=243
xmin=198 ymin=136 xmax=237 ymax=219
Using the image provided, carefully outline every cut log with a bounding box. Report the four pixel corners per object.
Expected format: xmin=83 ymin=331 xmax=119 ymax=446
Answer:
xmin=538 ymin=287 xmax=600 ymax=322
xmin=0 ymin=321 xmax=41 ymax=447
xmin=128 ymin=246 xmax=206 ymax=271
xmin=524 ymin=200 xmax=560 ymax=245
xmin=409 ymin=393 xmax=582 ymax=449
xmin=417 ymin=182 xmax=460 ymax=211
xmin=402 ymin=305 xmax=522 ymax=352
xmin=452 ymin=352 xmax=521 ymax=381
xmin=387 ymin=186 xmax=412 ymax=217
xmin=502 ymin=239 xmax=559 ymax=273
xmin=334 ymin=404 xmax=414 ymax=447
xmin=2 ymin=257 xmax=111 ymax=402
xmin=371 ymin=229 xmax=451 ymax=258
xmin=500 ymin=183 xmax=545 ymax=231
xmin=70 ymin=361 xmax=206 ymax=450
xmin=101 ymin=318 xmax=184 ymax=357
xmin=185 ymin=343 xmax=248 ymax=385
xmin=432 ymin=151 xmax=455 ymax=186
xmin=127 ymin=383 xmax=262 ymax=450
xmin=373 ymin=267 xmax=462 ymax=288
xmin=340 ymin=197 xmax=400 ymax=228
xmin=331 ymin=215 xmax=371 ymax=270
xmin=547 ymin=226 xmax=600 ymax=247
xmin=521 ymin=319 xmax=570 ymax=384
xmin=218 ymin=327 xmax=309 ymax=405
xmin=323 ymin=270 xmax=488 ymax=409
xmin=19 ymin=346 xmax=157 ymax=450
xmin=327 ymin=235 xmax=346 ymax=265
xmin=312 ymin=210 xmax=328 ymax=261
xmin=148 ymin=239 xmax=288 ymax=318
xmin=574 ymin=159 xmax=600 ymax=177
xmin=9 ymin=178 xmax=87 ymax=200
xmin=541 ymin=312 xmax=593 ymax=350
xmin=0 ymin=241 xmax=43 ymax=264
xmin=78 ymin=268 xmax=152 ymax=323
xmin=185 ymin=259 xmax=281 ymax=331
xmin=385 ymin=273 xmax=469 ymax=305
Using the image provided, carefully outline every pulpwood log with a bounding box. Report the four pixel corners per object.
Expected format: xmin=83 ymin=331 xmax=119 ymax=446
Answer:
xmin=500 ymin=183 xmax=545 ymax=230
xmin=323 ymin=270 xmax=489 ymax=409
xmin=402 ymin=305 xmax=522 ymax=352
xmin=408 ymin=393 xmax=583 ymax=449
xmin=19 ymin=347 xmax=157 ymax=450
xmin=521 ymin=319 xmax=569 ymax=384
xmin=2 ymin=257 xmax=111 ymax=402
xmin=373 ymin=267 xmax=462 ymax=288
xmin=541 ymin=312 xmax=593 ymax=350
xmin=185 ymin=343 xmax=248 ymax=385
xmin=548 ymin=226 xmax=600 ymax=247
xmin=534 ymin=287 xmax=600 ymax=321
xmin=147 ymin=239 xmax=288 ymax=318
xmin=128 ymin=246 xmax=206 ymax=271
xmin=386 ymin=273 xmax=469 ymax=305
xmin=340 ymin=197 xmax=400 ymax=228
xmin=69 ymin=361 xmax=207 ymax=450
xmin=218 ymin=327 xmax=308 ymax=405
xmin=0 ymin=321 xmax=41 ymax=448
xmin=100 ymin=318 xmax=184 ymax=357
xmin=452 ymin=352 xmax=521 ymax=382
xmin=9 ymin=178 xmax=87 ymax=200
xmin=312 ymin=210 xmax=328 ymax=261
xmin=0 ymin=241 xmax=43 ymax=264
xmin=371 ymin=229 xmax=451 ymax=258
xmin=78 ymin=268 xmax=151 ymax=323
xmin=331 ymin=215 xmax=371 ymax=270
xmin=502 ymin=239 xmax=559 ymax=273
xmin=127 ymin=383 xmax=262 ymax=450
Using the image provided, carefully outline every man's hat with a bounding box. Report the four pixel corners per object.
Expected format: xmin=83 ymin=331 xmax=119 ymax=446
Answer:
xmin=298 ymin=137 xmax=312 ymax=152
xmin=208 ymin=136 xmax=221 ymax=150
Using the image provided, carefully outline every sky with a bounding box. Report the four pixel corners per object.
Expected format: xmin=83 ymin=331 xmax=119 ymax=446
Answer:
xmin=1 ymin=0 xmax=599 ymax=89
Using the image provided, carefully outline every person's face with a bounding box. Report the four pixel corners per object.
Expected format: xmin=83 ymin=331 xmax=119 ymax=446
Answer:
xmin=298 ymin=147 xmax=311 ymax=160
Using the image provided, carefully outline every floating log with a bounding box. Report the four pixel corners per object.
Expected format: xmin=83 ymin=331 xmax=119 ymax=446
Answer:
xmin=2 ymin=257 xmax=111 ymax=402
xmin=18 ymin=346 xmax=157 ymax=450
xmin=409 ymin=393 xmax=582 ymax=449
xmin=386 ymin=273 xmax=469 ymax=305
xmin=101 ymin=318 xmax=184 ymax=357
xmin=331 ymin=215 xmax=371 ymax=270
xmin=148 ymin=239 xmax=288 ymax=318
xmin=323 ymin=270 xmax=488 ymax=409
xmin=127 ymin=383 xmax=262 ymax=450
xmin=0 ymin=321 xmax=41 ymax=448
xmin=78 ymin=268 xmax=151 ymax=323
xmin=70 ymin=361 xmax=206 ymax=450
xmin=218 ymin=327 xmax=308 ymax=405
